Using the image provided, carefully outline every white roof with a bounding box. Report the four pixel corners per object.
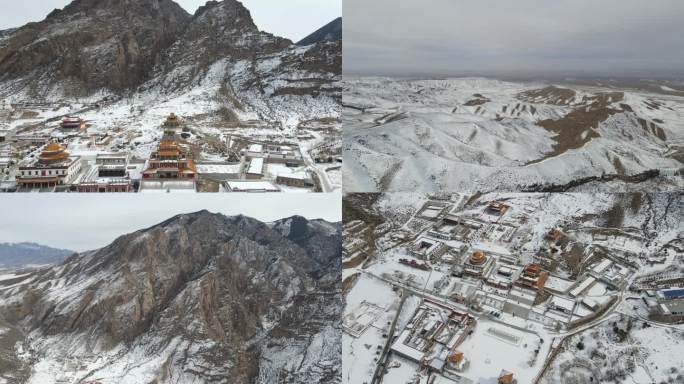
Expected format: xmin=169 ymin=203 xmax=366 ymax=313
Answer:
xmin=247 ymin=157 xmax=264 ymax=175
xmin=227 ymin=181 xmax=280 ymax=192
xmin=247 ymin=144 xmax=263 ymax=153
xmin=569 ymin=276 xmax=596 ymax=297
xmin=592 ymin=259 xmax=613 ymax=274
xmin=196 ymin=163 xmax=241 ymax=174
xmin=390 ymin=330 xmax=425 ymax=362
xmin=550 ymin=295 xmax=575 ymax=311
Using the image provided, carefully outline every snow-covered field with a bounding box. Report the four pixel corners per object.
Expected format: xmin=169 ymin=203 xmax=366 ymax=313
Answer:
xmin=343 ymin=77 xmax=684 ymax=192
xmin=343 ymin=192 xmax=684 ymax=384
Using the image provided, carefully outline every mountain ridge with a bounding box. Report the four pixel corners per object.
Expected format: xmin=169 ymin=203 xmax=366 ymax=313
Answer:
xmin=0 ymin=211 xmax=341 ymax=383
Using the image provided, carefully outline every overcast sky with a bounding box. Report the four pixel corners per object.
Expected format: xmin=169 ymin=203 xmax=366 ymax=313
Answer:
xmin=0 ymin=194 xmax=341 ymax=252
xmin=0 ymin=0 xmax=341 ymax=42
xmin=344 ymin=0 xmax=684 ymax=78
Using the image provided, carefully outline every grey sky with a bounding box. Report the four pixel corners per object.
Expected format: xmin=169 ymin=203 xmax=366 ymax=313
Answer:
xmin=0 ymin=194 xmax=341 ymax=252
xmin=343 ymin=0 xmax=684 ymax=78
xmin=0 ymin=0 xmax=341 ymax=42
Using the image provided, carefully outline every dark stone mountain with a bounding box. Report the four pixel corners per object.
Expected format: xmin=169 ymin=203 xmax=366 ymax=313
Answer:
xmin=0 ymin=0 xmax=191 ymax=96
xmin=0 ymin=0 xmax=342 ymax=102
xmin=0 ymin=211 xmax=341 ymax=383
xmin=0 ymin=242 xmax=74 ymax=268
xmin=171 ymin=0 xmax=291 ymax=64
xmin=297 ymin=17 xmax=342 ymax=46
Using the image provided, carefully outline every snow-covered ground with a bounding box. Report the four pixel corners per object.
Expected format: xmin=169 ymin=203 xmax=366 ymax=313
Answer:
xmin=343 ymin=192 xmax=684 ymax=384
xmin=343 ymin=77 xmax=684 ymax=193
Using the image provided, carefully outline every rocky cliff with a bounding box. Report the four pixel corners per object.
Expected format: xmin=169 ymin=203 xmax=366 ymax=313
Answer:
xmin=0 ymin=0 xmax=191 ymax=96
xmin=0 ymin=211 xmax=341 ymax=383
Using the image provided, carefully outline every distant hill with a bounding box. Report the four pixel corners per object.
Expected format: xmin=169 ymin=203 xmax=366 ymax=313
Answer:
xmin=297 ymin=17 xmax=342 ymax=46
xmin=0 ymin=242 xmax=73 ymax=268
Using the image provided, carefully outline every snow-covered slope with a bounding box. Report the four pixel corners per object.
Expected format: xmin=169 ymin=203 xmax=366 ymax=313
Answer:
xmin=343 ymin=77 xmax=684 ymax=192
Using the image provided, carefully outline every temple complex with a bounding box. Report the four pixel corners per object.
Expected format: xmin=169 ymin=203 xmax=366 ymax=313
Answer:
xmin=141 ymin=114 xmax=196 ymax=190
xmin=16 ymin=142 xmax=81 ymax=188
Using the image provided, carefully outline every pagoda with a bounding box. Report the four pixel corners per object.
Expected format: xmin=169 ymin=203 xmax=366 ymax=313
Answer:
xmin=142 ymin=114 xmax=196 ymax=181
xmin=17 ymin=142 xmax=81 ymax=188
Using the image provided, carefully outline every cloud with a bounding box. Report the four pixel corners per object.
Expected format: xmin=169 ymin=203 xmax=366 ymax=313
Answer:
xmin=343 ymin=0 xmax=684 ymax=77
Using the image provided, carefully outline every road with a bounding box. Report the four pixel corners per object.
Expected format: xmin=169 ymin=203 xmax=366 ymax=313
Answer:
xmin=371 ymin=288 xmax=407 ymax=384
xmin=303 ymin=152 xmax=333 ymax=192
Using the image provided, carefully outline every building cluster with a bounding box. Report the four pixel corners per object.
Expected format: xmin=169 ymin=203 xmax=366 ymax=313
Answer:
xmin=390 ymin=300 xmax=487 ymax=381
xmin=643 ymin=287 xmax=684 ymax=318
xmin=342 ymin=220 xmax=372 ymax=266
xmin=6 ymin=110 xmax=320 ymax=193
xmin=392 ymin=199 xmax=633 ymax=332
xmin=231 ymin=141 xmax=313 ymax=191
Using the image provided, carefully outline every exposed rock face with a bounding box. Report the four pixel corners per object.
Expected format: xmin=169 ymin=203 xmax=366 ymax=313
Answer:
xmin=0 ymin=0 xmax=341 ymax=103
xmin=0 ymin=0 xmax=191 ymax=96
xmin=0 ymin=211 xmax=341 ymax=383
xmin=159 ymin=0 xmax=291 ymax=72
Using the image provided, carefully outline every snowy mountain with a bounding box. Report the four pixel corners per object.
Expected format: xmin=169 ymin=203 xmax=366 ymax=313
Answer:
xmin=343 ymin=77 xmax=684 ymax=192
xmin=0 ymin=0 xmax=341 ymax=133
xmin=0 ymin=211 xmax=341 ymax=383
xmin=0 ymin=242 xmax=73 ymax=268
xmin=297 ymin=17 xmax=342 ymax=46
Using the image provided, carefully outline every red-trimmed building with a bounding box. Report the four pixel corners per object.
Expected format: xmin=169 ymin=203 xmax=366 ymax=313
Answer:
xmin=16 ymin=142 xmax=81 ymax=188
xmin=142 ymin=114 xmax=196 ymax=181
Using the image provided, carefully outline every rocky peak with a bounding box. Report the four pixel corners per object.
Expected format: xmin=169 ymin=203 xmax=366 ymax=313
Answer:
xmin=157 ymin=0 xmax=292 ymax=73
xmin=0 ymin=212 xmax=341 ymax=382
xmin=0 ymin=0 xmax=191 ymax=96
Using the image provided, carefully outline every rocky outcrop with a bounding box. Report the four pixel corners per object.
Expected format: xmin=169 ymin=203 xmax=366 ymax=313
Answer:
xmin=0 ymin=0 xmax=191 ymax=96
xmin=0 ymin=211 xmax=341 ymax=383
xmin=159 ymin=0 xmax=291 ymax=71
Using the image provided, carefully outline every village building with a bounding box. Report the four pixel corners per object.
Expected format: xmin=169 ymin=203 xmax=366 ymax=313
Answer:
xmin=487 ymin=201 xmax=509 ymax=215
xmin=242 ymin=142 xmax=305 ymax=166
xmin=163 ymin=113 xmax=183 ymax=127
xmin=498 ymin=370 xmax=516 ymax=384
xmin=429 ymin=215 xmax=460 ymax=240
xmin=275 ymin=171 xmax=313 ymax=188
xmin=244 ymin=143 xmax=264 ymax=159
xmin=410 ymin=237 xmax=448 ymax=260
xmin=60 ymin=117 xmax=86 ymax=131
xmin=264 ymin=144 xmax=304 ymax=166
xmin=13 ymin=134 xmax=50 ymax=147
xmin=544 ymin=228 xmax=563 ymax=242
xmin=0 ymin=146 xmax=11 ymax=170
xmin=224 ymin=180 xmax=280 ymax=192
xmin=95 ymin=153 xmax=129 ymax=177
xmin=463 ymin=250 xmax=494 ymax=277
xmin=516 ymin=264 xmax=548 ymax=290
xmin=246 ymin=157 xmax=264 ymax=179
xmin=196 ymin=163 xmax=242 ymax=181
xmin=142 ymin=114 xmax=196 ymax=186
xmin=77 ymin=177 xmax=131 ymax=193
xmin=16 ymin=142 xmax=81 ymax=188
xmin=654 ymin=288 xmax=684 ymax=316
xmin=390 ymin=300 xmax=475 ymax=374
